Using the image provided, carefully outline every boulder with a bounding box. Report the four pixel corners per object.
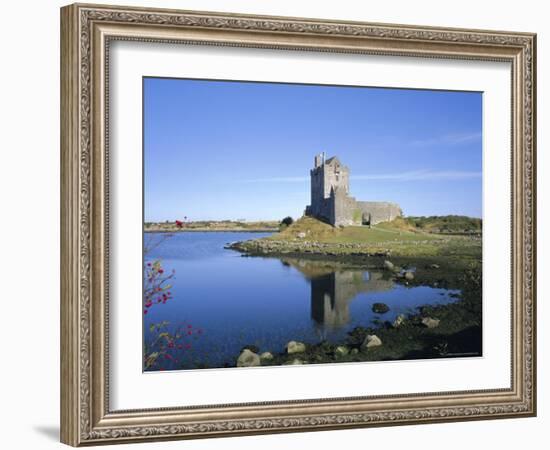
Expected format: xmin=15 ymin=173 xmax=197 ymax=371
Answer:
xmin=286 ymin=340 xmax=306 ymax=354
xmin=296 ymin=232 xmax=307 ymax=239
xmin=361 ymin=334 xmax=382 ymax=349
xmin=236 ymin=349 xmax=261 ymax=367
xmin=372 ymin=302 xmax=390 ymax=314
xmin=404 ymin=271 xmax=415 ymax=281
xmin=334 ymin=346 xmax=349 ymax=357
xmin=421 ymin=317 xmax=441 ymax=329
xmin=429 ymin=264 xmax=440 ymax=269
xmin=259 ymin=351 xmax=274 ymax=362
xmin=383 ymin=260 xmax=395 ymax=271
xmin=393 ymin=314 xmax=406 ymax=328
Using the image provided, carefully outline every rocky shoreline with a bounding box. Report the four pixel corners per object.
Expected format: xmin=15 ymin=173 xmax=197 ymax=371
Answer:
xmin=235 ymin=301 xmax=479 ymax=368
xmin=231 ymin=258 xmax=482 ymax=368
xmin=227 ymin=238 xmax=451 ymax=258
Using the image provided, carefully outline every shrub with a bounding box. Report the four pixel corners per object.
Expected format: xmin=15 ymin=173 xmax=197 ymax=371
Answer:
xmin=281 ymin=216 xmax=294 ymax=227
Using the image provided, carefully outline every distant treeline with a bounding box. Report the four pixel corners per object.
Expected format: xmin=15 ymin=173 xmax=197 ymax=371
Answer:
xmin=404 ymin=215 xmax=482 ymax=234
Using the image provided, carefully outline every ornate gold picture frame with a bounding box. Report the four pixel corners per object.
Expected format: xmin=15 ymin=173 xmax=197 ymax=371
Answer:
xmin=60 ymin=3 xmax=536 ymax=446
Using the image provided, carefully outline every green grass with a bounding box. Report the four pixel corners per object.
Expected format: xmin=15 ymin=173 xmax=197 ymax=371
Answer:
xmin=272 ymin=216 xmax=437 ymax=243
xmin=231 ymin=216 xmax=482 ymax=261
xmin=267 ymin=216 xmax=338 ymax=240
xmin=326 ymin=225 xmax=438 ymax=244
xmin=405 ymin=215 xmax=482 ymax=233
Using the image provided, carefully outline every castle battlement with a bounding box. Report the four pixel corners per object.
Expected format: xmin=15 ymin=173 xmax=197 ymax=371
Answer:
xmin=305 ymin=153 xmax=402 ymax=227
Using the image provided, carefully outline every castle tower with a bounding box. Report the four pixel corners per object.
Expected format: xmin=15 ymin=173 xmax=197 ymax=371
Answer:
xmin=307 ymin=153 xmax=351 ymax=223
xmin=305 ymin=153 xmax=402 ymax=227
xmin=321 ymin=156 xmax=349 ymax=197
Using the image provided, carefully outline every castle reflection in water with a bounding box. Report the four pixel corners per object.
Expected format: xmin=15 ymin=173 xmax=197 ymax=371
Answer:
xmin=280 ymin=258 xmax=394 ymax=337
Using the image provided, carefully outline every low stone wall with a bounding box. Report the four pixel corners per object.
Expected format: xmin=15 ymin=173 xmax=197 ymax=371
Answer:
xmin=307 ymin=196 xmax=402 ymax=227
xmin=356 ymin=201 xmax=402 ymax=225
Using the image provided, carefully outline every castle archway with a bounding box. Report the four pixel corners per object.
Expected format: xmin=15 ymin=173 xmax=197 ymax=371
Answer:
xmin=362 ymin=212 xmax=371 ymax=226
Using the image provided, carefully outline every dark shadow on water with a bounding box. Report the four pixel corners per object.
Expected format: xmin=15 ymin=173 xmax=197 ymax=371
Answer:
xmin=33 ymin=425 xmax=59 ymax=441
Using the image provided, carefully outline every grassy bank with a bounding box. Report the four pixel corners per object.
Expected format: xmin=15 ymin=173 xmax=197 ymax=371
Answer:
xmin=229 ymin=216 xmax=481 ymax=264
xmin=404 ymin=215 xmax=482 ymax=234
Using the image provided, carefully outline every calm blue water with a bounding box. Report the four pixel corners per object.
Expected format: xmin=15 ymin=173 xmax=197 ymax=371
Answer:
xmin=144 ymin=232 xmax=459 ymax=370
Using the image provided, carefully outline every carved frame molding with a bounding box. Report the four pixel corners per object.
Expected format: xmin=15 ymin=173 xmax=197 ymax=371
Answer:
xmin=60 ymin=3 xmax=536 ymax=446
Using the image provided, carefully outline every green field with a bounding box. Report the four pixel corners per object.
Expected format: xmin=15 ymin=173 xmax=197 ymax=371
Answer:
xmin=270 ymin=216 xmax=439 ymax=242
xmin=326 ymin=225 xmax=438 ymax=243
xmin=234 ymin=216 xmax=482 ymax=261
xmin=405 ymin=215 xmax=482 ymax=234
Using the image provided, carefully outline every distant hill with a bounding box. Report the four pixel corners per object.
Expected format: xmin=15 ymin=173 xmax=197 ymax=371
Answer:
xmin=276 ymin=216 xmax=339 ymax=240
xmin=144 ymin=220 xmax=279 ymax=232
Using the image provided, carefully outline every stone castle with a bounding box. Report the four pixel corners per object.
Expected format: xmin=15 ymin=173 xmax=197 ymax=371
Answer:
xmin=305 ymin=153 xmax=402 ymax=227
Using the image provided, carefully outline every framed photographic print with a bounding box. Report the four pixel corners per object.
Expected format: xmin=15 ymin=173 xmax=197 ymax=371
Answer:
xmin=60 ymin=3 xmax=537 ymax=446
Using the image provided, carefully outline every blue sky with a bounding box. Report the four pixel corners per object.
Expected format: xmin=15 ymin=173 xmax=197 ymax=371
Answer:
xmin=144 ymin=78 xmax=482 ymax=222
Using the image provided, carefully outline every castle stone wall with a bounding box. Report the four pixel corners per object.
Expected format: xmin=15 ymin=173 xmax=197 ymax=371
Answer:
xmin=305 ymin=154 xmax=402 ymax=227
xmin=309 ymin=167 xmax=325 ymax=217
xmin=323 ymin=161 xmax=349 ymax=198
xmin=332 ymin=190 xmax=357 ymax=227
xmin=356 ymin=201 xmax=402 ymax=225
